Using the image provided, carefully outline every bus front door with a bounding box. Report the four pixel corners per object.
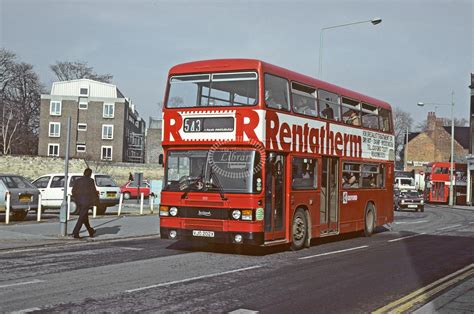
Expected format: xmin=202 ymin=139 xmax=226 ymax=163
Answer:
xmin=320 ymin=157 xmax=339 ymax=235
xmin=264 ymin=153 xmax=285 ymax=241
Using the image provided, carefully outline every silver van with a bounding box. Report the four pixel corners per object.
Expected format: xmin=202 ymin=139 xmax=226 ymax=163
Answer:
xmin=32 ymin=173 xmax=121 ymax=215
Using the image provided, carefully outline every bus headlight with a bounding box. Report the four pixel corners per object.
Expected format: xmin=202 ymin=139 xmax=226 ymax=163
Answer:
xmin=169 ymin=230 xmax=177 ymax=239
xmin=169 ymin=207 xmax=178 ymax=217
xmin=159 ymin=205 xmax=169 ymax=216
xmin=234 ymin=234 xmax=243 ymax=244
xmin=232 ymin=209 xmax=241 ymax=220
xmin=241 ymin=209 xmax=253 ymax=221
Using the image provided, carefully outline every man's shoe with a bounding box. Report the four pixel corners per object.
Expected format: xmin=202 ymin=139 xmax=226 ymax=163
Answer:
xmin=72 ymin=234 xmax=81 ymax=239
xmin=88 ymin=228 xmax=96 ymax=238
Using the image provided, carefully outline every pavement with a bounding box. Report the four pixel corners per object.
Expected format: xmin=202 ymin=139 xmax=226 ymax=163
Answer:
xmin=0 ymin=204 xmax=473 ymax=312
xmin=0 ymin=202 xmax=160 ymax=251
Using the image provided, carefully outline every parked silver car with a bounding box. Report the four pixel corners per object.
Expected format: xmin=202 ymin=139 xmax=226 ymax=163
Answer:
xmin=0 ymin=174 xmax=40 ymax=221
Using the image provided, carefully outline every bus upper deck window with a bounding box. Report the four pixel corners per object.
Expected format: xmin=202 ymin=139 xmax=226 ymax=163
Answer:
xmin=264 ymin=74 xmax=290 ymax=111
xmin=318 ymin=90 xmax=340 ymax=121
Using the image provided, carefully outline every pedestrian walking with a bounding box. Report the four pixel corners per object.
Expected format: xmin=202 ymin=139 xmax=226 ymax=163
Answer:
xmin=72 ymin=168 xmax=98 ymax=238
xmin=129 ymin=172 xmax=134 ymax=182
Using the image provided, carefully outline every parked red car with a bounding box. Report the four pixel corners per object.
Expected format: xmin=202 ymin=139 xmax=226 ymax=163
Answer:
xmin=120 ymin=181 xmax=150 ymax=199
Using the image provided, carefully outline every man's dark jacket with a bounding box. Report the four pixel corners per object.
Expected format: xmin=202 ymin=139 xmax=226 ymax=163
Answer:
xmin=72 ymin=176 xmax=99 ymax=208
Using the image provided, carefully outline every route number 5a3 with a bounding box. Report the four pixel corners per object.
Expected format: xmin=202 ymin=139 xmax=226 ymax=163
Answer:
xmin=184 ymin=118 xmax=202 ymax=132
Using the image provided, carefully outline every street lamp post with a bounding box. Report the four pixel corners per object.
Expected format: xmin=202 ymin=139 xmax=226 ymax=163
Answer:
xmin=318 ymin=17 xmax=382 ymax=78
xmin=417 ymin=91 xmax=456 ymax=207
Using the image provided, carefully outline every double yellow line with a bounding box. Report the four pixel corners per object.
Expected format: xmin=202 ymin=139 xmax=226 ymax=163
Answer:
xmin=372 ymin=263 xmax=474 ymax=314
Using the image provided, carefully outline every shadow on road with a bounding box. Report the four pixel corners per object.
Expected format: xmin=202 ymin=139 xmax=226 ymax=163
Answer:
xmin=95 ymin=225 xmax=121 ymax=236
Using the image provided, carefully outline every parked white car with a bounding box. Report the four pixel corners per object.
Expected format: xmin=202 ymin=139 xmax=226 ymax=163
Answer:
xmin=32 ymin=173 xmax=121 ymax=215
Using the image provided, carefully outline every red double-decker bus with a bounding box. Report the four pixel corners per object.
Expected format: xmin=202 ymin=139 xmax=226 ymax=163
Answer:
xmin=159 ymin=59 xmax=395 ymax=250
xmin=424 ymin=162 xmax=467 ymax=204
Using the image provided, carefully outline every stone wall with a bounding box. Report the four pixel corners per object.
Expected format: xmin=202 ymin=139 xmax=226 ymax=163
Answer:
xmin=0 ymin=155 xmax=164 ymax=185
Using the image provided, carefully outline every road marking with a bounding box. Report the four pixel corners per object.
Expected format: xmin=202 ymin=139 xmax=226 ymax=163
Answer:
xmin=229 ymin=309 xmax=258 ymax=314
xmin=387 ymin=232 xmax=426 ymax=243
xmin=118 ymin=246 xmax=143 ymax=251
xmin=394 ymin=220 xmax=428 ymax=225
xmin=298 ymin=245 xmax=369 ymax=260
xmin=438 ymin=224 xmax=462 ymax=231
xmin=12 ymin=307 xmax=42 ymax=313
xmin=372 ymin=263 xmax=474 ymax=314
xmin=126 ymin=265 xmax=262 ymax=293
xmin=0 ymin=279 xmax=44 ymax=289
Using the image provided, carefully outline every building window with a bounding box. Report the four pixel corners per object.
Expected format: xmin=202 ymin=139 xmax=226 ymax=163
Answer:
xmin=50 ymin=101 xmax=61 ymax=116
xmin=103 ymin=103 xmax=114 ymax=118
xmin=49 ymin=122 xmax=61 ymax=137
xmin=79 ymin=97 xmax=88 ymax=110
xmin=48 ymin=144 xmax=59 ymax=156
xmin=80 ymin=88 xmax=88 ymax=95
xmin=102 ymin=124 xmax=114 ymax=139
xmin=77 ymin=123 xmax=87 ymax=131
xmin=76 ymin=144 xmax=86 ymax=153
xmin=101 ymin=146 xmax=112 ymax=161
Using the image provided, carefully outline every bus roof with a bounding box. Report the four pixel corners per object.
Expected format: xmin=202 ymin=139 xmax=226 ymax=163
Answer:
xmin=169 ymin=58 xmax=392 ymax=111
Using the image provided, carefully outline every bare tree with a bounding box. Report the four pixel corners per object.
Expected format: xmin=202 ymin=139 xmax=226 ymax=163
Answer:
xmin=393 ymin=107 xmax=414 ymax=168
xmin=83 ymin=154 xmax=113 ymax=174
xmin=50 ymin=61 xmax=113 ymax=83
xmin=0 ymin=49 xmax=44 ymax=155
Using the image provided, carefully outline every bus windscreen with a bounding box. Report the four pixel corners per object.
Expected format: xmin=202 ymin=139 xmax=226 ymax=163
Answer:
xmin=167 ymin=72 xmax=258 ymax=108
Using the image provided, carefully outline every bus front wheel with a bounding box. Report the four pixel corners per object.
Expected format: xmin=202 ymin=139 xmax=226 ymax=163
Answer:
xmin=291 ymin=208 xmax=308 ymax=251
xmin=364 ymin=203 xmax=376 ymax=237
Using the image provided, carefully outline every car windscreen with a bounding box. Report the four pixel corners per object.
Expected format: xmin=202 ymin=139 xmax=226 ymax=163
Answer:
xmin=1 ymin=176 xmax=35 ymax=189
xmin=402 ymin=191 xmax=420 ymax=198
xmin=95 ymin=175 xmax=118 ymax=187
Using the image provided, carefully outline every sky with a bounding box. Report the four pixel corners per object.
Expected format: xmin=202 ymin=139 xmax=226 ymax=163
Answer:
xmin=1 ymin=0 xmax=472 ymax=128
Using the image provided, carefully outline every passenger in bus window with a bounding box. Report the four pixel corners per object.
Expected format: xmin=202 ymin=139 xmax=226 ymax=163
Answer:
xmin=265 ymin=90 xmax=278 ymax=107
xmin=342 ymin=174 xmax=351 ymax=188
xmin=368 ymin=174 xmax=377 ymax=187
xmin=295 ymin=97 xmax=312 ymax=115
xmin=349 ymin=172 xmax=358 ymax=188
xmin=321 ymin=104 xmax=334 ymax=120
xmin=346 ymin=110 xmax=360 ymax=126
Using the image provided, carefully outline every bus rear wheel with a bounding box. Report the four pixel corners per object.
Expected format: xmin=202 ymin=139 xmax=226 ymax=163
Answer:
xmin=291 ymin=208 xmax=307 ymax=251
xmin=364 ymin=203 xmax=376 ymax=237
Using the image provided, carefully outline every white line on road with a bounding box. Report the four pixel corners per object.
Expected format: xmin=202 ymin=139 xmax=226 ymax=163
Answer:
xmin=12 ymin=307 xmax=42 ymax=313
xmin=438 ymin=224 xmax=462 ymax=231
xmin=388 ymin=233 xmax=427 ymax=242
xmin=0 ymin=279 xmax=44 ymax=289
xmin=118 ymin=247 xmax=144 ymax=251
xmin=298 ymin=245 xmax=369 ymax=260
xmin=126 ymin=265 xmax=262 ymax=293
xmin=394 ymin=220 xmax=429 ymax=225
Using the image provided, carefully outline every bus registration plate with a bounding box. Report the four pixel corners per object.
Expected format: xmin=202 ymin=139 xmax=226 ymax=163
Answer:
xmin=192 ymin=230 xmax=215 ymax=238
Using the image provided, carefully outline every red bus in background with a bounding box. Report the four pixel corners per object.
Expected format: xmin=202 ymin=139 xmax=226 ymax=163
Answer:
xmin=425 ymin=162 xmax=467 ymax=205
xmin=159 ymin=59 xmax=395 ymax=250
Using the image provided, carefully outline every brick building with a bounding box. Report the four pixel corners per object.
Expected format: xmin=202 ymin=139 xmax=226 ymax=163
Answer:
xmin=145 ymin=117 xmax=163 ymax=164
xmin=405 ymin=111 xmax=469 ymax=172
xmin=39 ymin=79 xmax=146 ymax=163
